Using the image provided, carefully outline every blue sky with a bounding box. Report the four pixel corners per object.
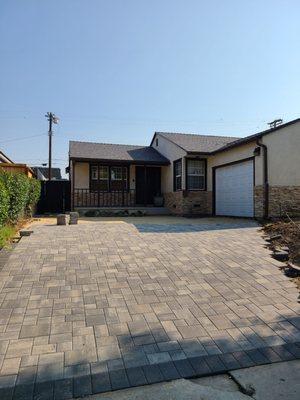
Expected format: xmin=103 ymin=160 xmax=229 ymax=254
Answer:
xmin=0 ymin=0 xmax=299 ymax=175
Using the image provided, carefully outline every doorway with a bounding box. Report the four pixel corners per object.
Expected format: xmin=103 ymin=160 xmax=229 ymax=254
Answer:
xmin=135 ymin=166 xmax=161 ymax=205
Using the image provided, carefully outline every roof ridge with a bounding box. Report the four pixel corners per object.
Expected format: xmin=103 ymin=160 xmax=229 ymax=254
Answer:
xmin=69 ymin=140 xmax=145 ymax=148
xmin=156 ymin=132 xmax=240 ymax=139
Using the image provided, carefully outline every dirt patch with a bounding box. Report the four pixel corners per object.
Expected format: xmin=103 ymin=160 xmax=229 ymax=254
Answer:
xmin=263 ymin=219 xmax=300 ymax=289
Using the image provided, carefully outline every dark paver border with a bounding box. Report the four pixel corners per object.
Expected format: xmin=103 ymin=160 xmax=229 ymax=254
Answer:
xmin=1 ymin=342 xmax=299 ymax=400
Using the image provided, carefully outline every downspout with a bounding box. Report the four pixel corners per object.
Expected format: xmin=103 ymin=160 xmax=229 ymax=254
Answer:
xmin=256 ymin=137 xmax=269 ymax=219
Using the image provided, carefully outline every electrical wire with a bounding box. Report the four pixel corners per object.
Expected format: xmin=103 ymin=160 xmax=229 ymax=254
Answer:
xmin=0 ymin=134 xmax=46 ymax=144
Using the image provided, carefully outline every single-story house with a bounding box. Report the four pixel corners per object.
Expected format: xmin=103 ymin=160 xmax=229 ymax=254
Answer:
xmin=32 ymin=166 xmax=62 ymax=181
xmin=0 ymin=150 xmax=35 ymax=178
xmin=69 ymin=118 xmax=300 ymax=218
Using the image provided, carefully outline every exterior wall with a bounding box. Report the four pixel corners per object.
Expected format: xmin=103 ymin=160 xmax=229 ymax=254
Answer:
xmin=151 ymin=134 xmax=186 ymax=193
xmin=164 ymin=191 xmax=212 ymax=216
xmin=182 ymin=191 xmax=212 ymax=215
xmin=164 ymin=192 xmax=184 ymax=214
xmin=208 ymin=142 xmax=263 ymax=189
xmin=0 ymin=163 xmax=34 ymax=178
xmin=74 ymin=162 xmax=136 ymax=190
xmin=74 ymin=162 xmax=89 ymax=189
xmin=263 ymin=123 xmax=300 ymax=186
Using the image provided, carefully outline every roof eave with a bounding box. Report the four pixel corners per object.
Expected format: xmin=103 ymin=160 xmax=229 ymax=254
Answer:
xmin=212 ymin=118 xmax=300 ymax=154
xmin=69 ymin=156 xmax=170 ymax=166
xmin=186 ymin=151 xmax=211 ymax=156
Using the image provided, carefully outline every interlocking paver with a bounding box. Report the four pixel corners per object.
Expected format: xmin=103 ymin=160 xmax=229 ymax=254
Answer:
xmin=0 ymin=218 xmax=299 ymax=398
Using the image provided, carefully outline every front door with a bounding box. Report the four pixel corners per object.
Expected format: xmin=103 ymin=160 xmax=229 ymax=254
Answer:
xmin=135 ymin=166 xmax=161 ymax=205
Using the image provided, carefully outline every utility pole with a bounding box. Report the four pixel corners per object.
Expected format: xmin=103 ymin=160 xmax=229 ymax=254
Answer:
xmin=45 ymin=112 xmax=59 ymax=181
xmin=268 ymin=118 xmax=283 ymax=129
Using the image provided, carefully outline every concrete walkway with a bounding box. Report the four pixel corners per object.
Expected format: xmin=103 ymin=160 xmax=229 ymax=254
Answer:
xmin=0 ymin=217 xmax=299 ymax=399
xmin=84 ymin=360 xmax=300 ymax=400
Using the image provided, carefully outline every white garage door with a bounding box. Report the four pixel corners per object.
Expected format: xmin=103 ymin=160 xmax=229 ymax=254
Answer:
xmin=215 ymin=159 xmax=254 ymax=217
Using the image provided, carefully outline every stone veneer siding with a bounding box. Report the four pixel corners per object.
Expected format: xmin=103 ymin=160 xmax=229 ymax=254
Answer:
xmin=254 ymin=186 xmax=264 ymax=218
xmin=255 ymin=185 xmax=300 ymax=218
xmin=164 ymin=191 xmax=212 ymax=216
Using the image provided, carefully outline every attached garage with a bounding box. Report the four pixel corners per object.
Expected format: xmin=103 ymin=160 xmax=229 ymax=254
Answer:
xmin=214 ymin=158 xmax=254 ymax=217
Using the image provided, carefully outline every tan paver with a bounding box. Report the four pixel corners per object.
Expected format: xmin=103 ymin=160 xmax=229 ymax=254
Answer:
xmin=0 ymin=217 xmax=299 ymax=398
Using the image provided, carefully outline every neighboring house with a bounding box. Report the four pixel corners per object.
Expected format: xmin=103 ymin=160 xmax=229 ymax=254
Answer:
xmin=0 ymin=150 xmax=14 ymax=164
xmin=69 ymin=118 xmax=300 ymax=218
xmin=0 ymin=150 xmax=35 ymax=178
xmin=32 ymin=166 xmax=62 ymax=180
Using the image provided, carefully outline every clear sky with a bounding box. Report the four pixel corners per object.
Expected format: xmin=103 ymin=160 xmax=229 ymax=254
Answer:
xmin=0 ymin=0 xmax=299 ymax=175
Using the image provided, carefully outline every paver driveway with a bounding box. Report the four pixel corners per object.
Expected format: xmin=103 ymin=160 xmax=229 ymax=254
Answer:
xmin=0 ymin=217 xmax=299 ymax=399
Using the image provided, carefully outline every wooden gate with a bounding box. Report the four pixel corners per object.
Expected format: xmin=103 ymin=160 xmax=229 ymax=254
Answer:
xmin=37 ymin=181 xmax=71 ymax=214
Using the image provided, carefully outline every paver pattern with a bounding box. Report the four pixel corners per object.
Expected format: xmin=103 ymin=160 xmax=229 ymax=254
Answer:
xmin=0 ymin=218 xmax=299 ymax=399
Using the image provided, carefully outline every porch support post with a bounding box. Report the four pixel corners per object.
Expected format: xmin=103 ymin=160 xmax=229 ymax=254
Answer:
xmin=122 ymin=166 xmax=125 ymax=206
xmin=97 ymin=164 xmax=100 ymax=207
xmin=144 ymin=165 xmax=147 ymax=206
xmin=71 ymin=160 xmax=75 ymax=211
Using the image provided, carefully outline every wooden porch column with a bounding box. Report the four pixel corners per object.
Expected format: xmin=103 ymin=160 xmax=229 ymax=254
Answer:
xmin=71 ymin=160 xmax=75 ymax=211
xmin=144 ymin=165 xmax=147 ymax=206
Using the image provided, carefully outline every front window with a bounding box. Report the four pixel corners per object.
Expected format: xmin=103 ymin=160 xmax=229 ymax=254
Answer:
xmin=174 ymin=159 xmax=182 ymax=191
xmin=187 ymin=159 xmax=206 ymax=190
xmin=110 ymin=166 xmax=127 ymax=190
xmin=91 ymin=166 xmax=98 ymax=180
xmin=99 ymin=166 xmax=109 ymax=190
xmin=90 ymin=165 xmax=127 ymax=191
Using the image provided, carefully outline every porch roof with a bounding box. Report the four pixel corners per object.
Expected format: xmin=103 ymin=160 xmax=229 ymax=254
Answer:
xmin=69 ymin=141 xmax=170 ymax=165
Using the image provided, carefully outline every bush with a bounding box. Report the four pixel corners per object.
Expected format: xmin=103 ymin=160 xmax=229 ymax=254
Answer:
xmin=26 ymin=178 xmax=41 ymax=217
xmin=0 ymin=171 xmax=41 ymax=225
xmin=0 ymin=179 xmax=9 ymax=226
xmin=0 ymin=225 xmax=16 ymax=248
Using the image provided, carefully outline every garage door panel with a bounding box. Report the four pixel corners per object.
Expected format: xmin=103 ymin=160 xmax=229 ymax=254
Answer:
xmin=215 ymin=160 xmax=254 ymax=217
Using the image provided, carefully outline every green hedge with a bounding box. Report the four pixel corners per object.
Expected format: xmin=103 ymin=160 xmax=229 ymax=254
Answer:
xmin=0 ymin=179 xmax=9 ymax=226
xmin=0 ymin=171 xmax=41 ymax=226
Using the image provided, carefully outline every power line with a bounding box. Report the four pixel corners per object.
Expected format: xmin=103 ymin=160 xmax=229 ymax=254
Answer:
xmin=0 ymin=133 xmax=46 ymax=144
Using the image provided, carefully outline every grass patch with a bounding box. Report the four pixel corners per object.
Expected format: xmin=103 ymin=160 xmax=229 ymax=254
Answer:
xmin=0 ymin=225 xmax=16 ymax=249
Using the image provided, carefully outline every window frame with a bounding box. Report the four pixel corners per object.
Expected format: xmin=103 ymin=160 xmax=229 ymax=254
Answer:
xmin=173 ymin=158 xmax=182 ymax=192
xmin=89 ymin=163 xmax=129 ymax=192
xmin=185 ymin=158 xmax=207 ymax=191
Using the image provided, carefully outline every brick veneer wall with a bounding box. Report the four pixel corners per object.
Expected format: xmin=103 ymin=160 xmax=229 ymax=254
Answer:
xmin=164 ymin=191 xmax=213 ymax=216
xmin=164 ymin=192 xmax=184 ymax=214
xmin=254 ymin=186 xmax=264 ymax=218
xmin=255 ymin=185 xmax=300 ymax=218
xmin=269 ymin=186 xmax=300 ymax=217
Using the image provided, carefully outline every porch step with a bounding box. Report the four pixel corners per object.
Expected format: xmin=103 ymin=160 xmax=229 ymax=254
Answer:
xmin=75 ymin=207 xmax=170 ymax=217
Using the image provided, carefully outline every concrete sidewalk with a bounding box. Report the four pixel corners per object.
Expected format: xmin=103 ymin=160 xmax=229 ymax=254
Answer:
xmin=84 ymin=360 xmax=300 ymax=400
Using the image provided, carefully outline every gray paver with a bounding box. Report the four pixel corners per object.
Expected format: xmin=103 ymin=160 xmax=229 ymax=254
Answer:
xmin=0 ymin=217 xmax=299 ymax=398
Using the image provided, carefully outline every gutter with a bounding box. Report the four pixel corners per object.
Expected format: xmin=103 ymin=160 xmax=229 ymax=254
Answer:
xmin=256 ymin=137 xmax=269 ymax=219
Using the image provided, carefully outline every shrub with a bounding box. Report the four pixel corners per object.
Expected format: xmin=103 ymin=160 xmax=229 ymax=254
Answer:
xmin=0 ymin=179 xmax=9 ymax=226
xmin=26 ymin=178 xmax=41 ymax=216
xmin=5 ymin=172 xmax=30 ymax=223
xmin=0 ymin=225 xmax=16 ymax=248
xmin=0 ymin=171 xmax=41 ymax=224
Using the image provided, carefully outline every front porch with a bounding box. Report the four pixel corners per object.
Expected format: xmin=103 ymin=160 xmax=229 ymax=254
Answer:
xmin=71 ymin=162 xmax=167 ymax=209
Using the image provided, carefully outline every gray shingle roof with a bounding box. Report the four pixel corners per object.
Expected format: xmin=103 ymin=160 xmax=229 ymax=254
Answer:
xmin=69 ymin=141 xmax=170 ymax=164
xmin=213 ymin=118 xmax=300 ymax=153
xmin=32 ymin=167 xmax=62 ymax=180
xmin=156 ymin=132 xmax=239 ymax=153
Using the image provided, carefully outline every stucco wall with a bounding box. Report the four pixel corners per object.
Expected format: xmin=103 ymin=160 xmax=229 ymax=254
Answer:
xmin=151 ymin=134 xmax=186 ymax=192
xmin=74 ymin=162 xmax=136 ymax=190
xmin=207 ymin=142 xmax=263 ymax=190
xmin=263 ymin=122 xmax=300 ymax=186
xmin=74 ymin=162 xmax=89 ymax=188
